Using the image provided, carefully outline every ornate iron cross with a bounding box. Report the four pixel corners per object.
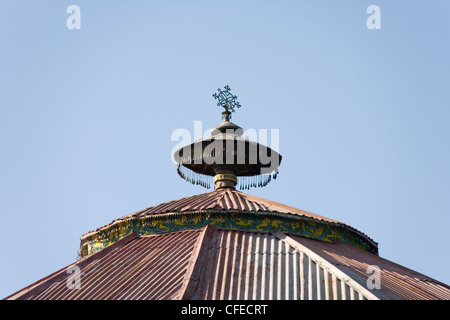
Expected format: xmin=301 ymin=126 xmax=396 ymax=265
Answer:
xmin=212 ymin=85 xmax=241 ymax=120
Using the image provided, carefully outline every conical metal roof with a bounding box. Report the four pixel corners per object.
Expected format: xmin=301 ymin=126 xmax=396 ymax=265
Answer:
xmin=6 ymin=225 xmax=450 ymax=300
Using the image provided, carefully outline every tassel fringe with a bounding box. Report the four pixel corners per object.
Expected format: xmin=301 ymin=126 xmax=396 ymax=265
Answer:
xmin=236 ymin=169 xmax=279 ymax=190
xmin=176 ymin=164 xmax=279 ymax=190
xmin=177 ymin=164 xmax=214 ymax=189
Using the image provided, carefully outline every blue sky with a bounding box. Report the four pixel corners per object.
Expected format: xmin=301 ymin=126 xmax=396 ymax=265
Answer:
xmin=1 ymin=1 xmax=449 ymax=298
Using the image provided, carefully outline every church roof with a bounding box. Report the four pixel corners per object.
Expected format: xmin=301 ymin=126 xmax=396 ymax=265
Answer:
xmin=6 ymin=226 xmax=450 ymax=300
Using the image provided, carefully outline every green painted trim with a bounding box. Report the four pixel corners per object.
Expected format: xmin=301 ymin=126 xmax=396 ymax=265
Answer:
xmin=80 ymin=211 xmax=378 ymax=257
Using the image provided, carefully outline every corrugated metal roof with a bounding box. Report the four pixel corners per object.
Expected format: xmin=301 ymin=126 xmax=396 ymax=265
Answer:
xmin=187 ymin=228 xmax=450 ymax=300
xmin=289 ymin=235 xmax=450 ymax=300
xmin=7 ymin=229 xmax=203 ymax=300
xmin=120 ymin=188 xmax=338 ymax=223
xmin=187 ymin=228 xmax=375 ymax=300
xmin=6 ymin=226 xmax=450 ymax=300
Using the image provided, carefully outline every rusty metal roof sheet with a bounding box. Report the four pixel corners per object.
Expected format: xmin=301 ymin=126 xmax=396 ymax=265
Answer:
xmin=7 ymin=229 xmax=203 ymax=300
xmin=187 ymin=227 xmax=376 ymax=300
xmin=120 ymin=188 xmax=338 ymax=223
xmin=8 ymin=226 xmax=449 ymax=300
xmin=289 ymin=235 xmax=450 ymax=300
xmin=186 ymin=228 xmax=450 ymax=300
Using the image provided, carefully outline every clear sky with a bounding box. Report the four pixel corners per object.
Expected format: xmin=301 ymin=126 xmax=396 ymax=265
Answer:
xmin=1 ymin=1 xmax=449 ymax=299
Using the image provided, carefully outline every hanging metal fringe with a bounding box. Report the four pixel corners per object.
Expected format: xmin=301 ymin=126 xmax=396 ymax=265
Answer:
xmin=236 ymin=169 xmax=279 ymax=190
xmin=177 ymin=164 xmax=213 ymax=189
xmin=177 ymin=163 xmax=279 ymax=191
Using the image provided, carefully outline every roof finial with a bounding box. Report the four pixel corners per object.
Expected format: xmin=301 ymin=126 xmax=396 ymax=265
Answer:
xmin=174 ymin=86 xmax=282 ymax=191
xmin=212 ymin=85 xmax=241 ymax=121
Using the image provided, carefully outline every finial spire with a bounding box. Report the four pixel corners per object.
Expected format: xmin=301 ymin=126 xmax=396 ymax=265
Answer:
xmin=212 ymin=85 xmax=241 ymax=121
xmin=174 ymin=86 xmax=282 ymax=191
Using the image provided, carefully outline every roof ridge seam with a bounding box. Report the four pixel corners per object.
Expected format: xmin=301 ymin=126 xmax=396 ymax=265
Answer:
xmin=271 ymin=230 xmax=380 ymax=300
xmin=174 ymin=226 xmax=215 ymax=300
xmin=214 ymin=189 xmax=229 ymax=209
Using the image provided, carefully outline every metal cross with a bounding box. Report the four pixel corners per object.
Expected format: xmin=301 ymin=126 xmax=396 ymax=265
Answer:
xmin=212 ymin=85 xmax=241 ymax=120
